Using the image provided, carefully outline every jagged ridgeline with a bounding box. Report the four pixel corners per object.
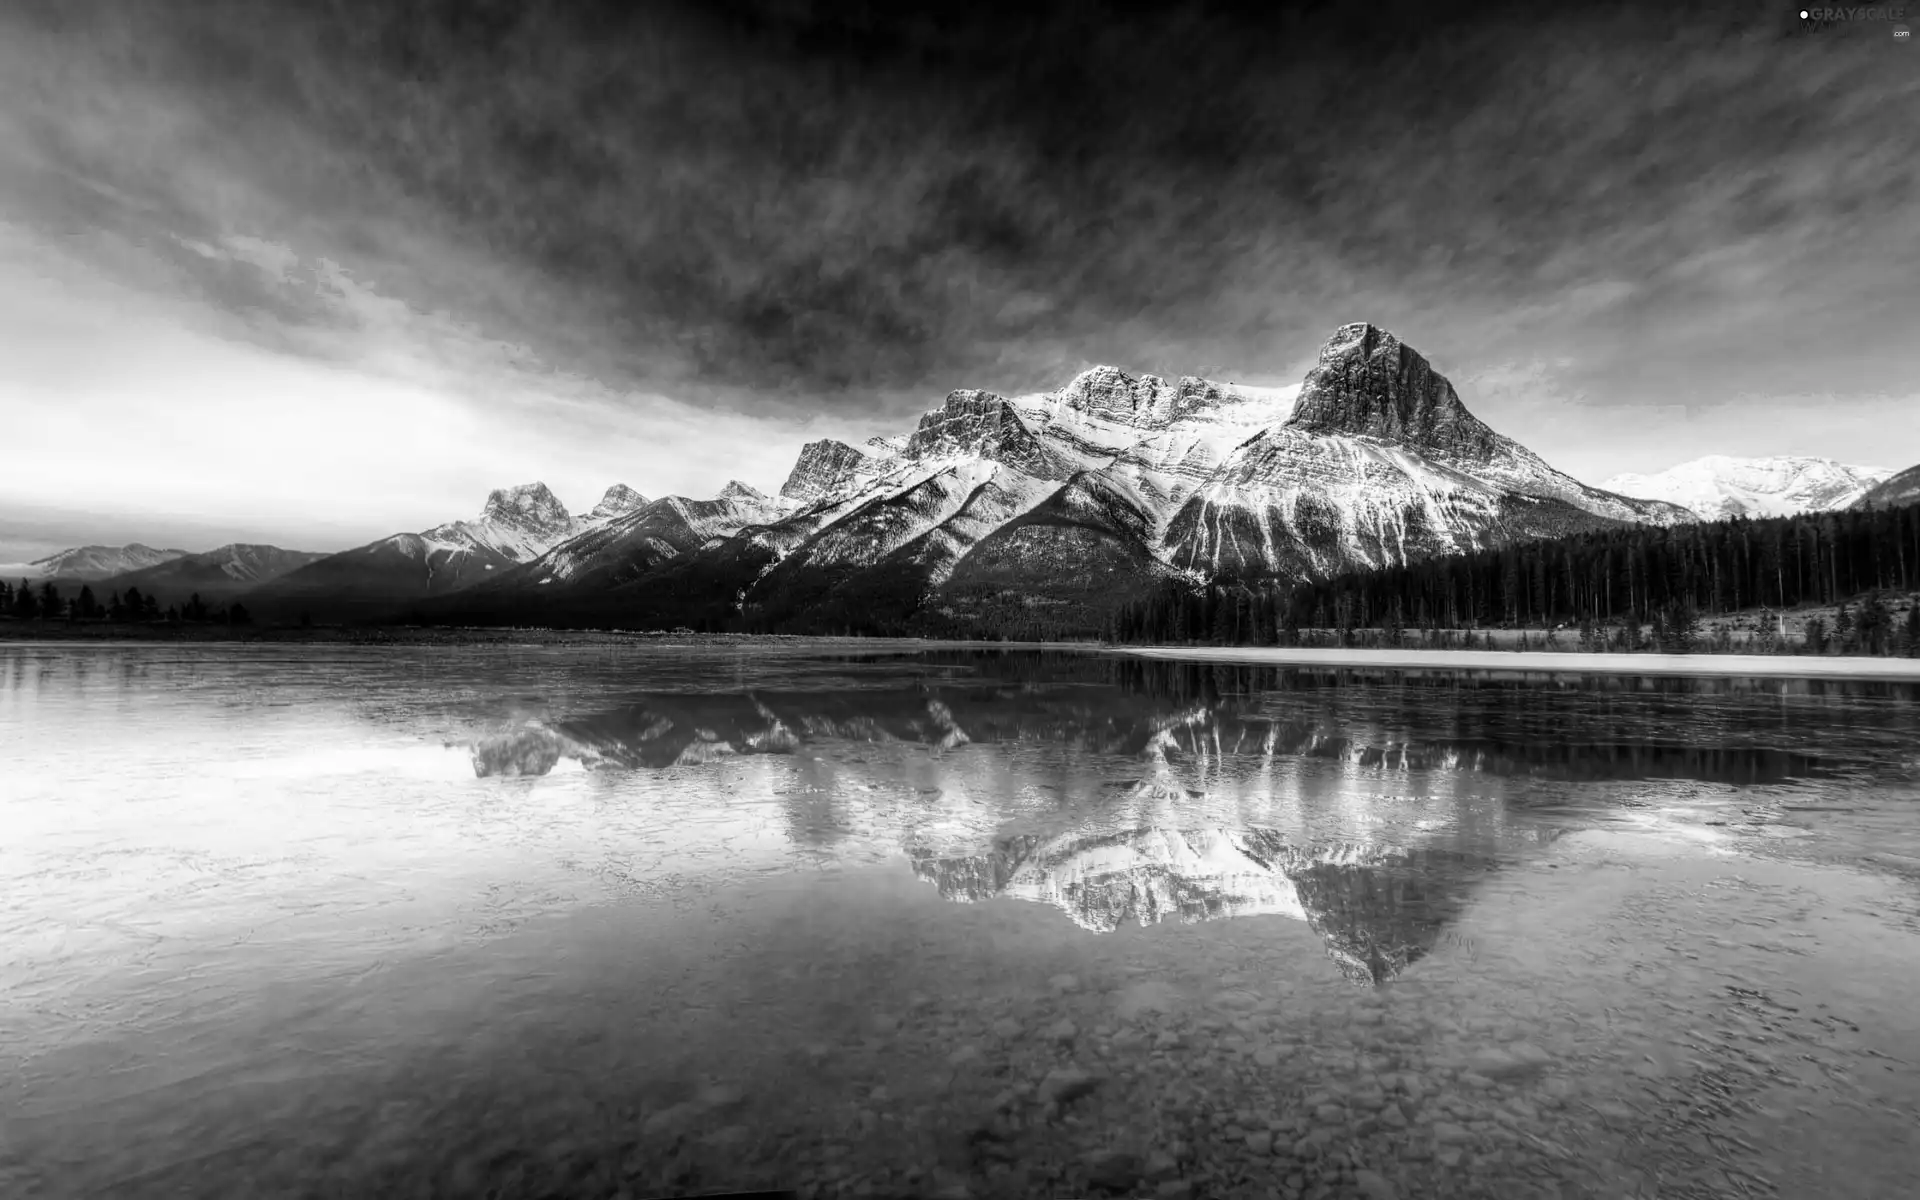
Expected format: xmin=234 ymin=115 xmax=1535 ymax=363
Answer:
xmin=245 ymin=324 xmax=1693 ymax=631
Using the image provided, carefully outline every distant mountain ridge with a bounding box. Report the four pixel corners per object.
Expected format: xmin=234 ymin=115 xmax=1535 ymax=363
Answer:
xmin=1851 ymin=463 xmax=1920 ymax=512
xmin=92 ymin=544 xmax=329 ymax=606
xmin=1601 ymin=455 xmax=1890 ymax=521
xmin=2 ymin=544 xmax=191 ymax=582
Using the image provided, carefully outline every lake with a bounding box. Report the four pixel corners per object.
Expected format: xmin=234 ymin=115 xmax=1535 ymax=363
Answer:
xmin=3 ymin=642 xmax=1919 ymax=1200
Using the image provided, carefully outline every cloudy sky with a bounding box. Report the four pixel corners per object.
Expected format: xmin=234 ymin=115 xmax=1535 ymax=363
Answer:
xmin=1 ymin=0 xmax=1915 ymax=561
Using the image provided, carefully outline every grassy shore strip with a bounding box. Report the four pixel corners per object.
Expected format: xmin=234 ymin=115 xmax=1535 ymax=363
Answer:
xmin=1116 ymin=645 xmax=1920 ymax=680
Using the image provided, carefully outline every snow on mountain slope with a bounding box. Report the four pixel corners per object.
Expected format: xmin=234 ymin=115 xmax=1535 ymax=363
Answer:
xmin=420 ymin=482 xmax=582 ymax=563
xmin=1851 ymin=462 xmax=1920 ymax=511
xmin=475 ymin=484 xmax=791 ymax=594
xmin=1602 ymin=456 xmax=1892 ymax=520
xmin=577 ymin=484 xmax=649 ymax=525
xmin=3 ymin=544 xmax=191 ymax=582
xmin=240 ymin=482 xmax=629 ymax=619
xmin=1147 ymin=325 xmax=1688 ymax=579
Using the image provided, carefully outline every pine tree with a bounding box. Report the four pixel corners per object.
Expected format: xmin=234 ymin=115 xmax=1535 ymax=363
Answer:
xmin=37 ymin=581 xmax=58 ymax=619
xmin=77 ymin=584 xmax=97 ymax=619
xmin=1804 ymin=616 xmax=1828 ymax=655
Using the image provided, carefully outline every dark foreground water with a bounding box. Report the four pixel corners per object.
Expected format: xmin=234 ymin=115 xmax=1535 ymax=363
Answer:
xmin=4 ymin=643 xmax=1920 ymax=1200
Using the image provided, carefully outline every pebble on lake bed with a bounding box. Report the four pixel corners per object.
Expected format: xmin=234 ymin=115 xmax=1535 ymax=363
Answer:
xmin=1038 ymin=1067 xmax=1102 ymax=1105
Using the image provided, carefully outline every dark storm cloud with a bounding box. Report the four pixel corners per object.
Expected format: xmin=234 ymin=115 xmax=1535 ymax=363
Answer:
xmin=5 ymin=0 xmax=1916 ymax=423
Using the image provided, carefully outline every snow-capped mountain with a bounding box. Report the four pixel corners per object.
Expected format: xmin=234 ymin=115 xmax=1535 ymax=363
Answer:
xmin=93 ymin=544 xmax=328 ymax=606
xmin=284 ymin=323 xmax=1692 ymax=632
xmin=1850 ymin=462 xmax=1920 ymax=512
xmin=1600 ymin=456 xmax=1892 ymax=521
xmin=461 ymin=480 xmax=789 ymax=601
xmin=240 ymin=482 xmax=629 ymax=620
xmin=417 ymin=482 xmax=582 ymax=563
xmin=577 ymin=484 xmax=650 ymax=524
xmin=1 ymin=544 xmax=190 ymax=582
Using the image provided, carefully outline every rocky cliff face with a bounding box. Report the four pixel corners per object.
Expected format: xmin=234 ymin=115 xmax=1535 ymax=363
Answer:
xmin=1285 ymin=323 xmax=1505 ymax=464
xmin=904 ymin=389 xmax=1074 ymax=480
xmin=780 ymin=440 xmax=888 ymax=503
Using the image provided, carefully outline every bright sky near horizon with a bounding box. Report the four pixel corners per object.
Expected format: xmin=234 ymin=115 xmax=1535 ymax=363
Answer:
xmin=2 ymin=0 xmax=1916 ymax=563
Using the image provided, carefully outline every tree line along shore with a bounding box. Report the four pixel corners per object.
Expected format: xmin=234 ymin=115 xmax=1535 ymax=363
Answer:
xmin=6 ymin=502 xmax=1917 ymax=656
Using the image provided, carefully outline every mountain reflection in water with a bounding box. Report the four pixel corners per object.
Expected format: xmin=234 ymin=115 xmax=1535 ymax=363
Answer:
xmin=465 ymin=651 xmax=1836 ymax=786
xmin=457 ymin=652 xmax=1842 ymax=988
xmin=914 ymin=826 xmax=1495 ymax=986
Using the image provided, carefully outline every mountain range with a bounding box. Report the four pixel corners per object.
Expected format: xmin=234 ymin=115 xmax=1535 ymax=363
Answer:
xmin=14 ymin=323 xmax=1916 ymax=630
xmin=1600 ymin=456 xmax=1891 ymax=521
xmin=237 ymin=482 xmax=650 ymax=621
xmin=383 ymin=323 xmax=1701 ymax=634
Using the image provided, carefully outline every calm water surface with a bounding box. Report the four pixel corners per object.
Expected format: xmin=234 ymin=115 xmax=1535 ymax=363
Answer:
xmin=3 ymin=643 xmax=1920 ymax=1200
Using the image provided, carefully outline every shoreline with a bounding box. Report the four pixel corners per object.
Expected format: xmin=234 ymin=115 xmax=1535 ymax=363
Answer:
xmin=1116 ymin=645 xmax=1920 ymax=680
xmin=4 ymin=623 xmax=1917 ymax=680
xmin=0 ymin=625 xmax=1096 ymax=652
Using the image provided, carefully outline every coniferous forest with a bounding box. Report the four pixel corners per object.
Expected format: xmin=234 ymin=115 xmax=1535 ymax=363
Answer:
xmin=1110 ymin=503 xmax=1920 ymax=656
xmin=0 ymin=579 xmax=251 ymax=627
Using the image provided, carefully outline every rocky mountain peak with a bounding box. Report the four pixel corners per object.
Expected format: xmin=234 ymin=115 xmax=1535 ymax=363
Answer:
xmin=718 ymin=480 xmax=769 ymax=503
xmin=582 ymin=484 xmax=649 ymax=523
xmin=780 ymin=439 xmax=879 ymax=502
xmin=1058 ymin=365 xmax=1179 ymax=427
xmin=905 ymin=389 xmax=1069 ymax=478
xmin=480 ymin=482 xmax=573 ymax=534
xmin=1285 ymin=323 xmax=1502 ymax=462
